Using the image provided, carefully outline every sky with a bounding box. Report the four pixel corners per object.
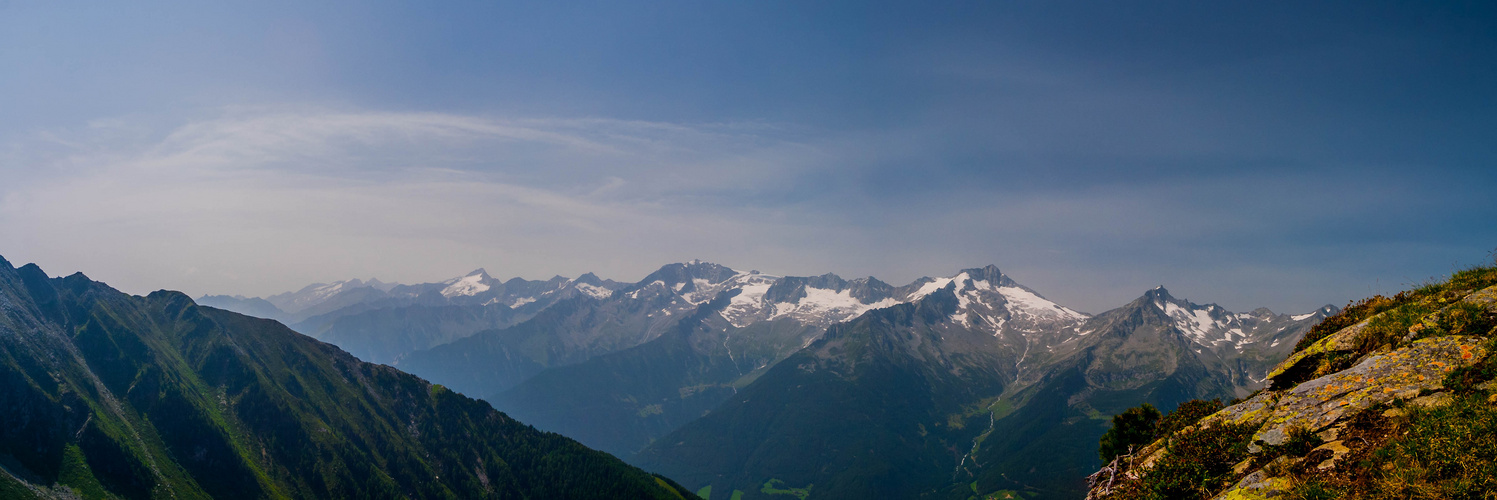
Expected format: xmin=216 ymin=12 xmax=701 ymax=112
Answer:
xmin=2 ymin=1 xmax=1495 ymax=314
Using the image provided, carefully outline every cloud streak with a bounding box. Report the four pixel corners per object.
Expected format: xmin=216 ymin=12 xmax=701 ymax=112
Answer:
xmin=2 ymin=105 xmax=1492 ymax=315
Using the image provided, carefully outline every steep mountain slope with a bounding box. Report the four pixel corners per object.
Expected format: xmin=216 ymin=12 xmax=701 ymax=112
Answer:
xmin=0 ymin=255 xmax=697 ymax=500
xmin=1087 ymin=265 xmax=1497 ymax=500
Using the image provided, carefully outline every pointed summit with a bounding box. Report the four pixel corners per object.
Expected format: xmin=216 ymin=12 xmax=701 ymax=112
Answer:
xmin=440 ymin=269 xmax=494 ymax=297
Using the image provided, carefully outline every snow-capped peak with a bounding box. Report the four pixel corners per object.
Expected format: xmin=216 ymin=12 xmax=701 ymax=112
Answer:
xmin=440 ymin=269 xmax=493 ymax=298
xmin=996 ymin=284 xmax=1087 ymax=321
xmin=571 ymin=279 xmax=614 ymax=300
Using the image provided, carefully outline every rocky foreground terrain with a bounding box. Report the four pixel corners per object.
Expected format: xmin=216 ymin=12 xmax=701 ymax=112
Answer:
xmin=1086 ymin=265 xmax=1497 ymax=500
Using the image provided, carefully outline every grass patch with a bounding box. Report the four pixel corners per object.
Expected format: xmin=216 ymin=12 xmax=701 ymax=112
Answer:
xmin=696 ymin=484 xmax=711 ymax=499
xmin=760 ymin=478 xmax=811 ymax=499
xmin=0 ymin=470 xmax=40 ymax=500
xmin=637 ymin=404 xmax=664 ymax=417
xmin=1287 ymin=477 xmax=1339 ymax=500
xmin=1254 ymin=426 xmax=1324 ymax=466
xmin=1359 ymin=393 xmax=1497 ymax=499
xmin=58 ymin=444 xmax=113 ymax=500
xmin=1293 ymin=392 xmax=1497 ymax=499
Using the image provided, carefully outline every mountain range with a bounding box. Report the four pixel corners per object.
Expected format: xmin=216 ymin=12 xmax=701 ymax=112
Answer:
xmin=200 ymin=269 xmax=626 ymax=365
xmin=206 ymin=260 xmax=1334 ymax=499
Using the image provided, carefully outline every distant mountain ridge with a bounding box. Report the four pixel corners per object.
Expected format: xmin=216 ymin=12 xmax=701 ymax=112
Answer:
xmin=200 ymin=268 xmax=628 ymax=364
xmin=204 ymin=260 xmax=1334 ymax=499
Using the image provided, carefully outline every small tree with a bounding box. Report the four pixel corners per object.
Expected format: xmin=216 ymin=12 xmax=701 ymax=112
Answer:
xmin=1099 ymin=403 xmax=1161 ymax=462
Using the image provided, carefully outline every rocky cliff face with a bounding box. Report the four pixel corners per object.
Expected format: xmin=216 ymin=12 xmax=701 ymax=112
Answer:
xmin=1086 ymin=266 xmax=1497 ymax=500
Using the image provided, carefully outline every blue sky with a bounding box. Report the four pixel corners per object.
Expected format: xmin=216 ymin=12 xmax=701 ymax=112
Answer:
xmin=2 ymin=1 xmax=1494 ymax=314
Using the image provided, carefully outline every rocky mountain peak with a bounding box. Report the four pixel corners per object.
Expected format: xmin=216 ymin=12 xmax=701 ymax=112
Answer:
xmin=639 ymin=261 xmax=738 ymax=288
xmin=958 ymin=264 xmax=1014 ymax=288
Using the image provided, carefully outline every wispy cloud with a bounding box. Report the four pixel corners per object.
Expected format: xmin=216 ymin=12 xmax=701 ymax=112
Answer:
xmin=0 ymin=108 xmax=851 ymax=297
xmin=2 ymin=106 xmax=1490 ymax=314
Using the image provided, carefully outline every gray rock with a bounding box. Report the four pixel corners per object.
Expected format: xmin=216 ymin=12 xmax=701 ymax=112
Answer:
xmin=1253 ymin=336 xmax=1487 ymax=447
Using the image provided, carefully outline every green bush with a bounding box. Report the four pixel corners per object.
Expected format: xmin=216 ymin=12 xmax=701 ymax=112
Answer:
xmin=1099 ymin=404 xmax=1161 ymax=462
xmin=1100 ymin=421 xmax=1257 ymax=500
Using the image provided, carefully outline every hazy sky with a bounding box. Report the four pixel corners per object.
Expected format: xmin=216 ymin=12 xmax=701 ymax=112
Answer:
xmin=3 ymin=1 xmax=1494 ymax=314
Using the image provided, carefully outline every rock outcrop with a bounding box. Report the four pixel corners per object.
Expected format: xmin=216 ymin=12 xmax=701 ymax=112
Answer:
xmin=1086 ymin=276 xmax=1497 ymax=500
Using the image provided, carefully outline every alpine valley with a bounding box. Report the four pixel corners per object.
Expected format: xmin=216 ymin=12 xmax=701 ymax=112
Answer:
xmin=200 ymin=261 xmax=1336 ymax=500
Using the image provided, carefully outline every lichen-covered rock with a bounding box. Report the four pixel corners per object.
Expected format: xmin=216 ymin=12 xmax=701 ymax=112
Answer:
xmin=1311 ymin=440 xmax=1351 ymax=470
xmin=1213 ymin=473 xmax=1290 ymax=500
xmin=1251 ymin=336 xmax=1485 ymax=448
xmin=1265 ymin=315 xmax=1380 ymax=384
xmin=1411 ymin=392 xmax=1454 ymax=408
xmin=1201 ymin=389 xmax=1281 ymax=428
xmin=1459 ymin=285 xmax=1497 ymax=308
xmin=1211 ymin=456 xmax=1299 ymax=499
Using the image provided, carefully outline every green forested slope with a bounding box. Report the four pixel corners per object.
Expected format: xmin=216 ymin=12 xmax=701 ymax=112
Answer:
xmin=0 ymin=255 xmax=696 ymax=500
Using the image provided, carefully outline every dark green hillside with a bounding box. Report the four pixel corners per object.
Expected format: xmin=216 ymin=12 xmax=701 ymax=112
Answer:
xmin=0 ymin=255 xmax=697 ymax=500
